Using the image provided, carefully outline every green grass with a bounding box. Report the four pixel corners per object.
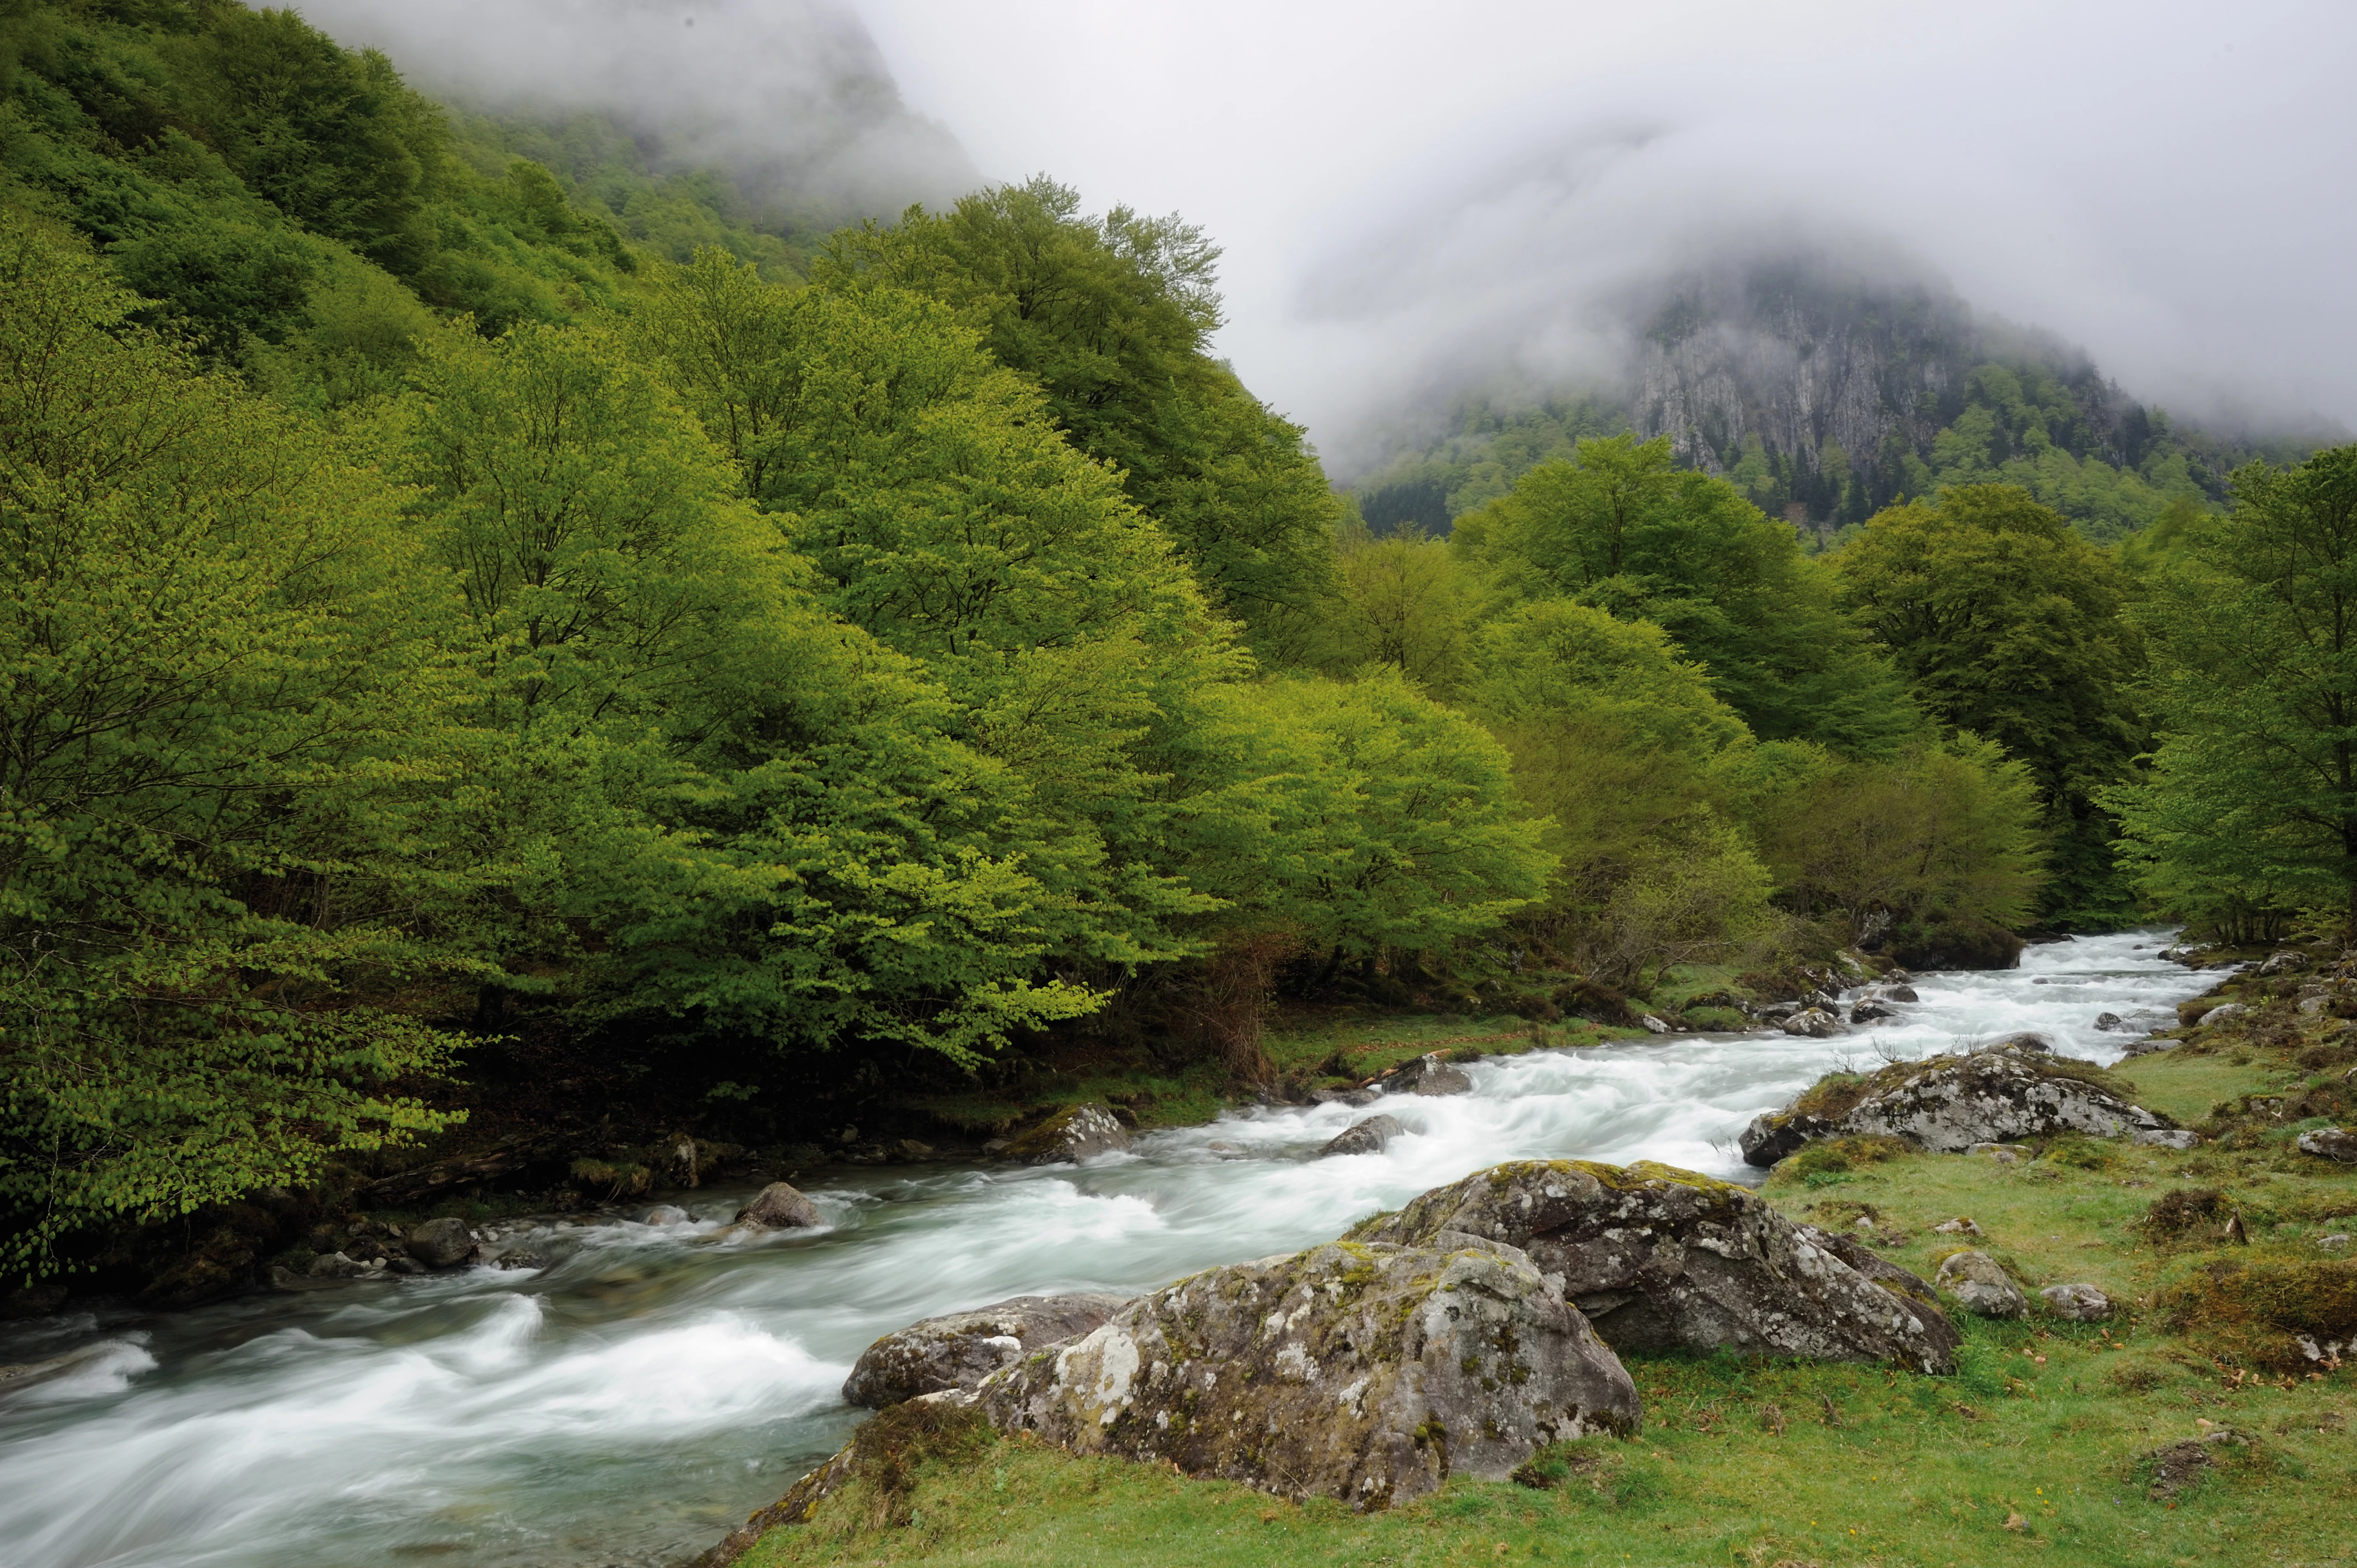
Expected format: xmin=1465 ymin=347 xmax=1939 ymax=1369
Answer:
xmin=2113 ymin=1050 xmax=2306 ymax=1128
xmin=738 ymin=1025 xmax=2357 ymax=1568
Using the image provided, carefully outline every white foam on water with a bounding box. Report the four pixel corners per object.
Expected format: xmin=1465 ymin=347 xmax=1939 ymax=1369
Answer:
xmin=0 ymin=929 xmax=2214 ymax=1567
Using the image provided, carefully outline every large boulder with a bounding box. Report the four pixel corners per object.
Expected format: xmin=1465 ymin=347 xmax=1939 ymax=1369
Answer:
xmin=405 ymin=1216 xmax=476 ymax=1268
xmin=974 ymin=1238 xmax=1638 ymax=1509
xmin=1741 ymin=1046 xmax=2173 ymax=1167
xmin=843 ymin=1293 xmax=1131 ymax=1408
xmin=1890 ymin=918 xmax=2024 ymax=972
xmin=1319 ymin=1115 xmax=1403 ymax=1158
xmin=1003 ymin=1103 xmax=1132 ymax=1164
xmin=1349 ymin=1160 xmax=1958 ymax=1373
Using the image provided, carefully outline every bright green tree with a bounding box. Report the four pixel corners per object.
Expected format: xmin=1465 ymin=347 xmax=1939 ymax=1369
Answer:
xmin=2109 ymin=445 xmax=2357 ymax=936
xmin=811 ymin=181 xmax=1343 ymax=658
xmin=1454 ymin=434 xmax=1917 ymax=754
xmin=0 ymin=218 xmax=472 ymax=1273
xmin=1832 ymin=484 xmax=2142 ymax=921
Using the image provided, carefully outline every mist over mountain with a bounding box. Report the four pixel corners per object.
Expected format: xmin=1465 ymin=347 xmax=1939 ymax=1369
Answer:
xmin=1344 ymin=243 xmax=2341 ymax=546
xmin=296 ymin=0 xmax=976 ymax=231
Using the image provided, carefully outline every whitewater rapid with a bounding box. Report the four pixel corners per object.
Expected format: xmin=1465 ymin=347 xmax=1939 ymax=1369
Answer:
xmin=0 ymin=931 xmax=2212 ymax=1567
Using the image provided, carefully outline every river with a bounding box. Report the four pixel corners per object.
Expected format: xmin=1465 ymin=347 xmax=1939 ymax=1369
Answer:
xmin=0 ymin=930 xmax=2215 ymax=1568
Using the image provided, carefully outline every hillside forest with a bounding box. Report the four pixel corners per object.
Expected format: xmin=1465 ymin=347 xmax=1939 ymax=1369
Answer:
xmin=3 ymin=1 xmax=2355 ymax=1285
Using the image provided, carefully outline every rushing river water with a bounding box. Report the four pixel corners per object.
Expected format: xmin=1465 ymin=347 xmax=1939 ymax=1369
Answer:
xmin=0 ymin=930 xmax=2217 ymax=1568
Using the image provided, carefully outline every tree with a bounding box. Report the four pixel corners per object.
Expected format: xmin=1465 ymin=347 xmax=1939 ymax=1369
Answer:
xmin=387 ymin=313 xmax=1102 ymax=1064
xmin=0 ymin=218 xmax=471 ymax=1272
xmin=1454 ymin=434 xmax=1918 ymax=755
xmin=1743 ymin=736 xmax=2049 ymax=943
xmin=1461 ymin=601 xmax=1771 ymax=978
xmin=1330 ymin=523 xmax=1478 ymax=695
xmin=2109 ymin=446 xmax=2357 ymax=935
xmin=1832 ymin=484 xmax=2142 ymax=921
xmin=812 ymin=181 xmax=1342 ymax=657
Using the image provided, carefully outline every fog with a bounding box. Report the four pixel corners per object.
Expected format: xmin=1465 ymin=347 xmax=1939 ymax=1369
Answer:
xmin=298 ymin=0 xmax=2355 ymax=470
xmin=861 ymin=0 xmax=2356 ymax=471
xmin=294 ymin=0 xmax=975 ymax=224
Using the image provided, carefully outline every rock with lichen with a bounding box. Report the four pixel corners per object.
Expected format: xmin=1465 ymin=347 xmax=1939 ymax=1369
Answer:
xmin=973 ymin=1237 xmax=1639 ymax=1509
xmin=1934 ymin=1249 xmax=2027 ymax=1318
xmin=843 ymin=1293 xmax=1132 ymax=1408
xmin=1741 ymin=1045 xmax=2173 ymax=1167
xmin=1002 ymin=1103 xmax=1131 ymax=1164
xmin=1349 ymin=1160 xmax=1959 ymax=1373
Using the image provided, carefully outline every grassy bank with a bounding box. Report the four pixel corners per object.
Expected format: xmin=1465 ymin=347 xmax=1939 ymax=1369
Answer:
xmin=730 ymin=962 xmax=2357 ymax=1568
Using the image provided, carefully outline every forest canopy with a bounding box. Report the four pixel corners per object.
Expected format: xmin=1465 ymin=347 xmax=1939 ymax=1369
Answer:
xmin=0 ymin=0 xmax=2341 ymax=1278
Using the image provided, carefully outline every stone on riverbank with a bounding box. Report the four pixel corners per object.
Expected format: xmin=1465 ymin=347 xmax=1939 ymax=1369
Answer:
xmin=1741 ymin=1046 xmax=2173 ymax=1167
xmin=1350 ymin=1160 xmax=1959 ymax=1373
xmin=974 ymin=1237 xmax=1639 ymax=1509
xmin=1003 ymin=1103 xmax=1131 ymax=1164
xmin=406 ymin=1216 xmax=476 ymax=1268
xmin=843 ymin=1293 xmax=1132 ymax=1408
xmin=1381 ymin=1053 xmax=1472 ymax=1096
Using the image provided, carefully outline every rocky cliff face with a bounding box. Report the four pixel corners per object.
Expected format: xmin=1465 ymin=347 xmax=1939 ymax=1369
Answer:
xmin=1635 ymin=265 xmax=1971 ymax=483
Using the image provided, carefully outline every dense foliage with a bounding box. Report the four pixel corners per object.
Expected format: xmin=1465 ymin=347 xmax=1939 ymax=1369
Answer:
xmin=0 ymin=0 xmax=2338 ymax=1276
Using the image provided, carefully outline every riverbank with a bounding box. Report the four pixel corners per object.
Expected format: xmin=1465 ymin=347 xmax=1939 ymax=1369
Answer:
xmin=730 ymin=950 xmax=2357 ymax=1568
xmin=0 ymin=933 xmax=2254 ymax=1567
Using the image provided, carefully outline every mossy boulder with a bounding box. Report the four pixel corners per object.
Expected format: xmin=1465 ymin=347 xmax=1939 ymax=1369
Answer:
xmin=1003 ymin=1103 xmax=1131 ymax=1165
xmin=843 ymin=1292 xmax=1133 ymax=1408
xmin=1352 ymin=1160 xmax=1959 ymax=1373
xmin=972 ymin=1237 xmax=1639 ymax=1510
xmin=1742 ymin=1045 xmax=2173 ymax=1167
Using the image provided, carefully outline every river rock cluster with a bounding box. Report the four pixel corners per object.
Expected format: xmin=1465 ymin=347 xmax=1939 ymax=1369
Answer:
xmin=816 ymin=1156 xmax=1962 ymax=1519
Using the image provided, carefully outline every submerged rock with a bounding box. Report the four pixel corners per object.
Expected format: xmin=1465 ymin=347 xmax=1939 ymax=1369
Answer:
xmin=1319 ymin=1115 xmax=1403 ymax=1158
xmin=974 ymin=1237 xmax=1639 ymax=1509
xmin=1741 ymin=1048 xmax=2173 ymax=1166
xmin=1350 ymin=1160 xmax=1959 ymax=1373
xmin=1003 ymin=1103 xmax=1132 ymax=1165
xmin=2093 ymin=1012 xmax=2130 ymax=1032
xmin=844 ymin=1292 xmax=1131 ymax=1409
xmin=1933 ymin=1250 xmax=2027 ymax=1318
xmin=406 ymin=1217 xmax=476 ymax=1268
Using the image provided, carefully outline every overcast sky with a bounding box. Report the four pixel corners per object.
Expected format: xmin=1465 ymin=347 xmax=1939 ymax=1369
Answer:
xmin=855 ymin=0 xmax=2356 ymax=466
xmin=300 ymin=1 xmax=2356 ymax=468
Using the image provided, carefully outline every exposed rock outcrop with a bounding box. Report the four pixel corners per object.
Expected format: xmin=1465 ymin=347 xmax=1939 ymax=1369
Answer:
xmin=843 ymin=1293 xmax=1131 ymax=1408
xmin=1320 ymin=1115 xmax=1403 ymax=1158
xmin=1003 ymin=1103 xmax=1133 ymax=1165
xmin=1349 ymin=1160 xmax=1959 ymax=1373
xmin=2039 ymin=1282 xmax=2112 ymax=1321
xmin=1741 ymin=1047 xmax=2173 ymax=1166
xmin=2298 ymin=1127 xmax=2357 ymax=1164
xmin=974 ymin=1237 xmax=1639 ymax=1509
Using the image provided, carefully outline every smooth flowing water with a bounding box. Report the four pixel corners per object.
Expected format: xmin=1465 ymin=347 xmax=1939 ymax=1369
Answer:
xmin=0 ymin=931 xmax=2214 ymax=1568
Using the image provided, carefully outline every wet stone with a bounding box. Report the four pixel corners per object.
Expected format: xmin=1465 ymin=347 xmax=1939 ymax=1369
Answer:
xmin=1319 ymin=1114 xmax=1403 ymax=1158
xmin=844 ymin=1292 xmax=1132 ymax=1408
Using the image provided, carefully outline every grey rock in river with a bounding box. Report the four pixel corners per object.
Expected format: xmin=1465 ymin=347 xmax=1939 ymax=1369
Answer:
xmin=1319 ymin=1115 xmax=1403 ymax=1158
